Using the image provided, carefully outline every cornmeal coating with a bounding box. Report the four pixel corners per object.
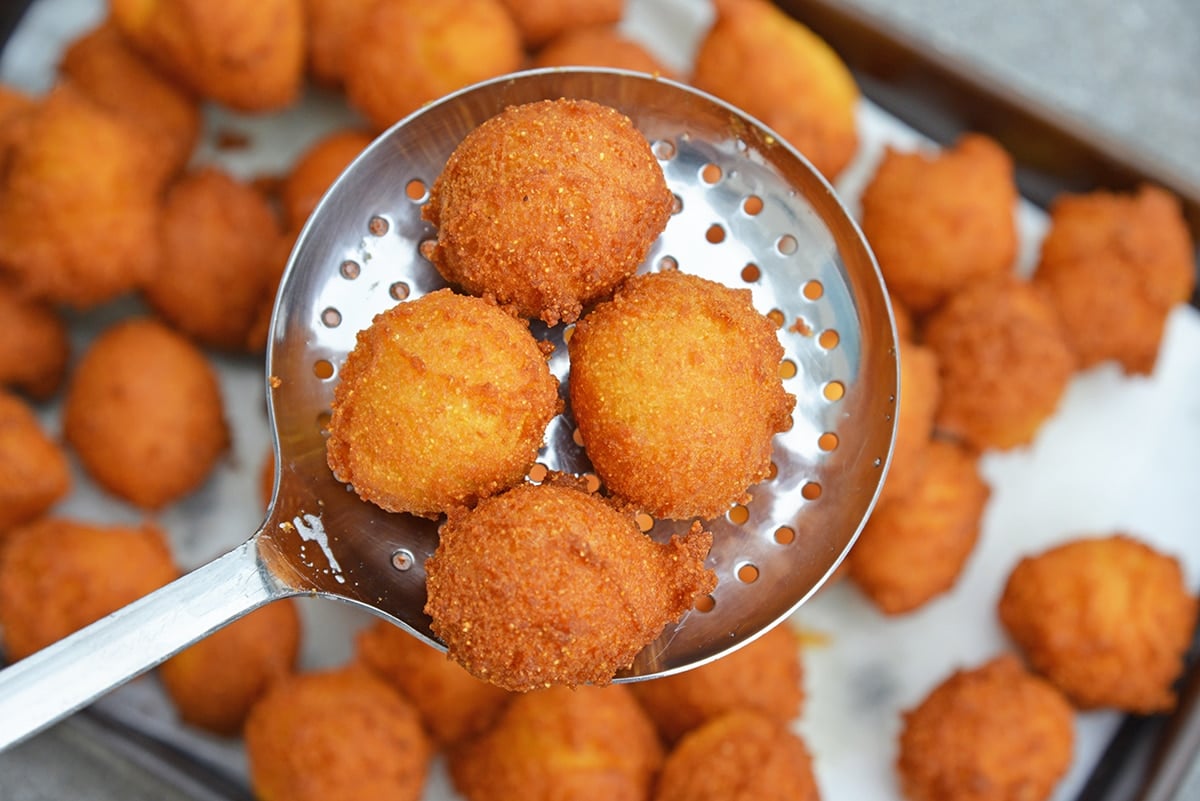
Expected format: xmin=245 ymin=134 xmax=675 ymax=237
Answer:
xmin=999 ymin=535 xmax=1198 ymax=713
xmin=63 ymin=318 xmax=229 ymax=509
xmin=0 ymin=518 xmax=178 ymax=660
xmin=533 ymin=26 xmax=673 ymax=76
xmin=424 ymin=98 xmax=673 ymax=325
xmin=923 ymin=276 xmax=1075 ymax=450
xmin=301 ymin=0 xmax=374 ymax=87
xmin=280 ymin=129 xmax=374 ymax=230
xmin=692 ymin=0 xmax=859 ymax=180
xmin=653 ymin=711 xmax=820 ymax=801
xmin=245 ymin=667 xmax=432 ymax=801
xmin=0 ymin=283 xmax=70 ymax=400
xmin=111 ymin=0 xmax=304 ymax=112
xmin=425 ymin=481 xmax=717 ymax=691
xmin=497 ymin=0 xmax=622 ymax=48
xmin=1033 ymin=184 xmax=1195 ymax=375
xmin=569 ymin=270 xmax=794 ymax=519
xmin=145 ymin=167 xmax=283 ymax=350
xmin=160 ymin=599 xmax=301 ymax=736
xmin=898 ymin=655 xmax=1074 ymax=801
xmin=879 ymin=340 xmax=939 ymax=503
xmin=0 ymin=85 xmax=163 ymax=308
xmin=0 ymin=391 xmax=71 ymax=534
xmin=450 ymin=685 xmax=663 ymax=801
xmin=326 ymin=290 xmax=559 ymax=517
xmin=849 ymin=438 xmax=989 ymax=615
xmin=356 ymin=619 xmax=513 ymax=746
xmin=861 ymin=134 xmax=1018 ymax=314
xmin=344 ymin=0 xmax=523 ymax=131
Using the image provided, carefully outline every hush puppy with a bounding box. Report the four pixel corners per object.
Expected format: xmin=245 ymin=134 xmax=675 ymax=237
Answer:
xmin=879 ymin=340 xmax=940 ymax=503
xmin=860 ymin=134 xmax=1018 ymax=315
xmin=301 ymin=0 xmax=374 ymax=87
xmin=849 ymin=438 xmax=989 ymax=615
xmin=244 ymin=667 xmax=432 ymax=801
xmin=63 ymin=318 xmax=229 ymax=509
xmin=280 ymin=129 xmax=374 ymax=230
xmin=533 ymin=26 xmax=673 ymax=76
xmin=999 ymin=535 xmax=1198 ymax=713
xmin=424 ymin=481 xmax=717 ymax=691
xmin=653 ymin=711 xmax=821 ymax=801
xmin=497 ymin=0 xmax=623 ymax=48
xmin=568 ymin=270 xmax=795 ymax=519
xmin=424 ymin=98 xmax=674 ymax=325
xmin=0 ymin=392 xmax=71 ymax=534
xmin=1033 ymin=184 xmax=1195 ymax=375
xmin=923 ymin=275 xmax=1075 ymax=450
xmin=450 ymin=684 xmax=663 ymax=801
xmin=692 ymin=0 xmax=859 ymax=180
xmin=898 ymin=655 xmax=1074 ymax=801
xmin=159 ymin=599 xmax=302 ymax=736
xmin=326 ymin=289 xmax=559 ymax=518
xmin=0 ymin=283 xmax=70 ymax=400
xmin=0 ymin=519 xmax=178 ymax=660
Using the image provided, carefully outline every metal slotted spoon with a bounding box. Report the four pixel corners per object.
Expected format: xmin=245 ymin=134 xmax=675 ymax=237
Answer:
xmin=0 ymin=69 xmax=898 ymax=750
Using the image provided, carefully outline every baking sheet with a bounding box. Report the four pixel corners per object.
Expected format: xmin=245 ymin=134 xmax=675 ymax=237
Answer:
xmin=2 ymin=0 xmax=1199 ymax=799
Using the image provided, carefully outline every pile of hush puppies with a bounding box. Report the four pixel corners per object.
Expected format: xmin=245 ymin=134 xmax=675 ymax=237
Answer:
xmin=0 ymin=1 xmax=1197 ymax=801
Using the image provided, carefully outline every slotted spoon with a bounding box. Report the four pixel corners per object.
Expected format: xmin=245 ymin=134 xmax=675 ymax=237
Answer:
xmin=0 ymin=68 xmax=898 ymax=750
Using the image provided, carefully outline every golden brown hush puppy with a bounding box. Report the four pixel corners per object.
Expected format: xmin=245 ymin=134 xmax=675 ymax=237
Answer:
xmin=653 ymin=711 xmax=821 ymax=801
xmin=59 ymin=21 xmax=200 ymax=181
xmin=860 ymin=134 xmax=1018 ymax=315
xmin=879 ymin=340 xmax=939 ymax=503
xmin=343 ymin=0 xmax=523 ymax=132
xmin=0 ymin=85 xmax=163 ymax=308
xmin=280 ymin=129 xmax=374 ymax=230
xmin=356 ymin=619 xmax=512 ymax=746
xmin=326 ymin=289 xmax=559 ymax=518
xmin=450 ymin=684 xmax=663 ymax=801
xmin=143 ymin=167 xmax=283 ymax=350
xmin=532 ymin=26 xmax=672 ymax=76
xmin=497 ymin=0 xmax=623 ymax=48
xmin=423 ymin=98 xmax=674 ymax=325
xmin=898 ymin=655 xmax=1074 ymax=801
xmin=629 ymin=622 xmax=803 ymax=744
xmin=159 ymin=599 xmax=302 ymax=736
xmin=568 ymin=270 xmax=795 ymax=519
xmin=301 ymin=0 xmax=374 ymax=88
xmin=110 ymin=0 xmax=305 ymax=112
xmin=0 ymin=283 xmax=70 ymax=400
xmin=244 ymin=667 xmax=432 ymax=801
xmin=1033 ymin=184 xmax=1195 ymax=375
xmin=923 ymin=275 xmax=1076 ymax=451
xmin=691 ymin=0 xmax=859 ymax=180
xmin=998 ymin=535 xmax=1198 ymax=713
xmin=425 ymin=480 xmax=717 ymax=691
xmin=0 ymin=392 xmax=71 ymax=535
xmin=848 ymin=438 xmax=989 ymax=615
xmin=0 ymin=519 xmax=179 ymax=660
xmin=63 ymin=318 xmax=229 ymax=509
xmin=0 ymin=83 xmax=35 ymax=168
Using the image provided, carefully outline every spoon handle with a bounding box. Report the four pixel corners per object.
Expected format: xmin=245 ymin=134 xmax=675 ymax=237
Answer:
xmin=0 ymin=536 xmax=285 ymax=751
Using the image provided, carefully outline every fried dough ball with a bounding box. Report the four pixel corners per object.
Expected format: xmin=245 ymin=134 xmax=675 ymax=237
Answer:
xmin=0 ymin=84 xmax=35 ymax=174
xmin=301 ymin=0 xmax=374 ymax=87
xmin=0 ymin=85 xmax=163 ymax=308
xmin=923 ymin=276 xmax=1075 ymax=450
xmin=280 ymin=129 xmax=374 ymax=230
xmin=898 ymin=655 xmax=1074 ymax=801
xmin=60 ymin=21 xmax=200 ymax=181
xmin=356 ymin=619 xmax=512 ymax=746
xmin=998 ymin=535 xmax=1198 ymax=713
xmin=0 ymin=392 xmax=70 ymax=535
xmin=144 ymin=167 xmax=283 ymax=350
xmin=110 ymin=0 xmax=304 ymax=112
xmin=450 ymin=684 xmax=663 ymax=801
xmin=423 ymin=98 xmax=673 ymax=325
xmin=861 ymin=134 xmax=1018 ymax=315
xmin=425 ymin=481 xmax=717 ymax=691
xmin=343 ymin=0 xmax=523 ymax=132
xmin=691 ymin=0 xmax=859 ymax=180
xmin=630 ymin=622 xmax=803 ymax=744
xmin=532 ymin=26 xmax=672 ymax=75
xmin=63 ymin=318 xmax=229 ymax=509
xmin=879 ymin=341 xmax=939 ymax=503
xmin=497 ymin=0 xmax=622 ymax=48
xmin=653 ymin=711 xmax=821 ymax=801
xmin=160 ymin=599 xmax=302 ymax=736
xmin=0 ymin=283 xmax=70 ymax=400
xmin=245 ymin=667 xmax=432 ymax=801
xmin=0 ymin=519 xmax=178 ymax=660
xmin=848 ymin=438 xmax=989 ymax=615
xmin=326 ymin=289 xmax=559 ymax=517
xmin=569 ymin=270 xmax=795 ymax=519
xmin=1033 ymin=185 xmax=1195 ymax=375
